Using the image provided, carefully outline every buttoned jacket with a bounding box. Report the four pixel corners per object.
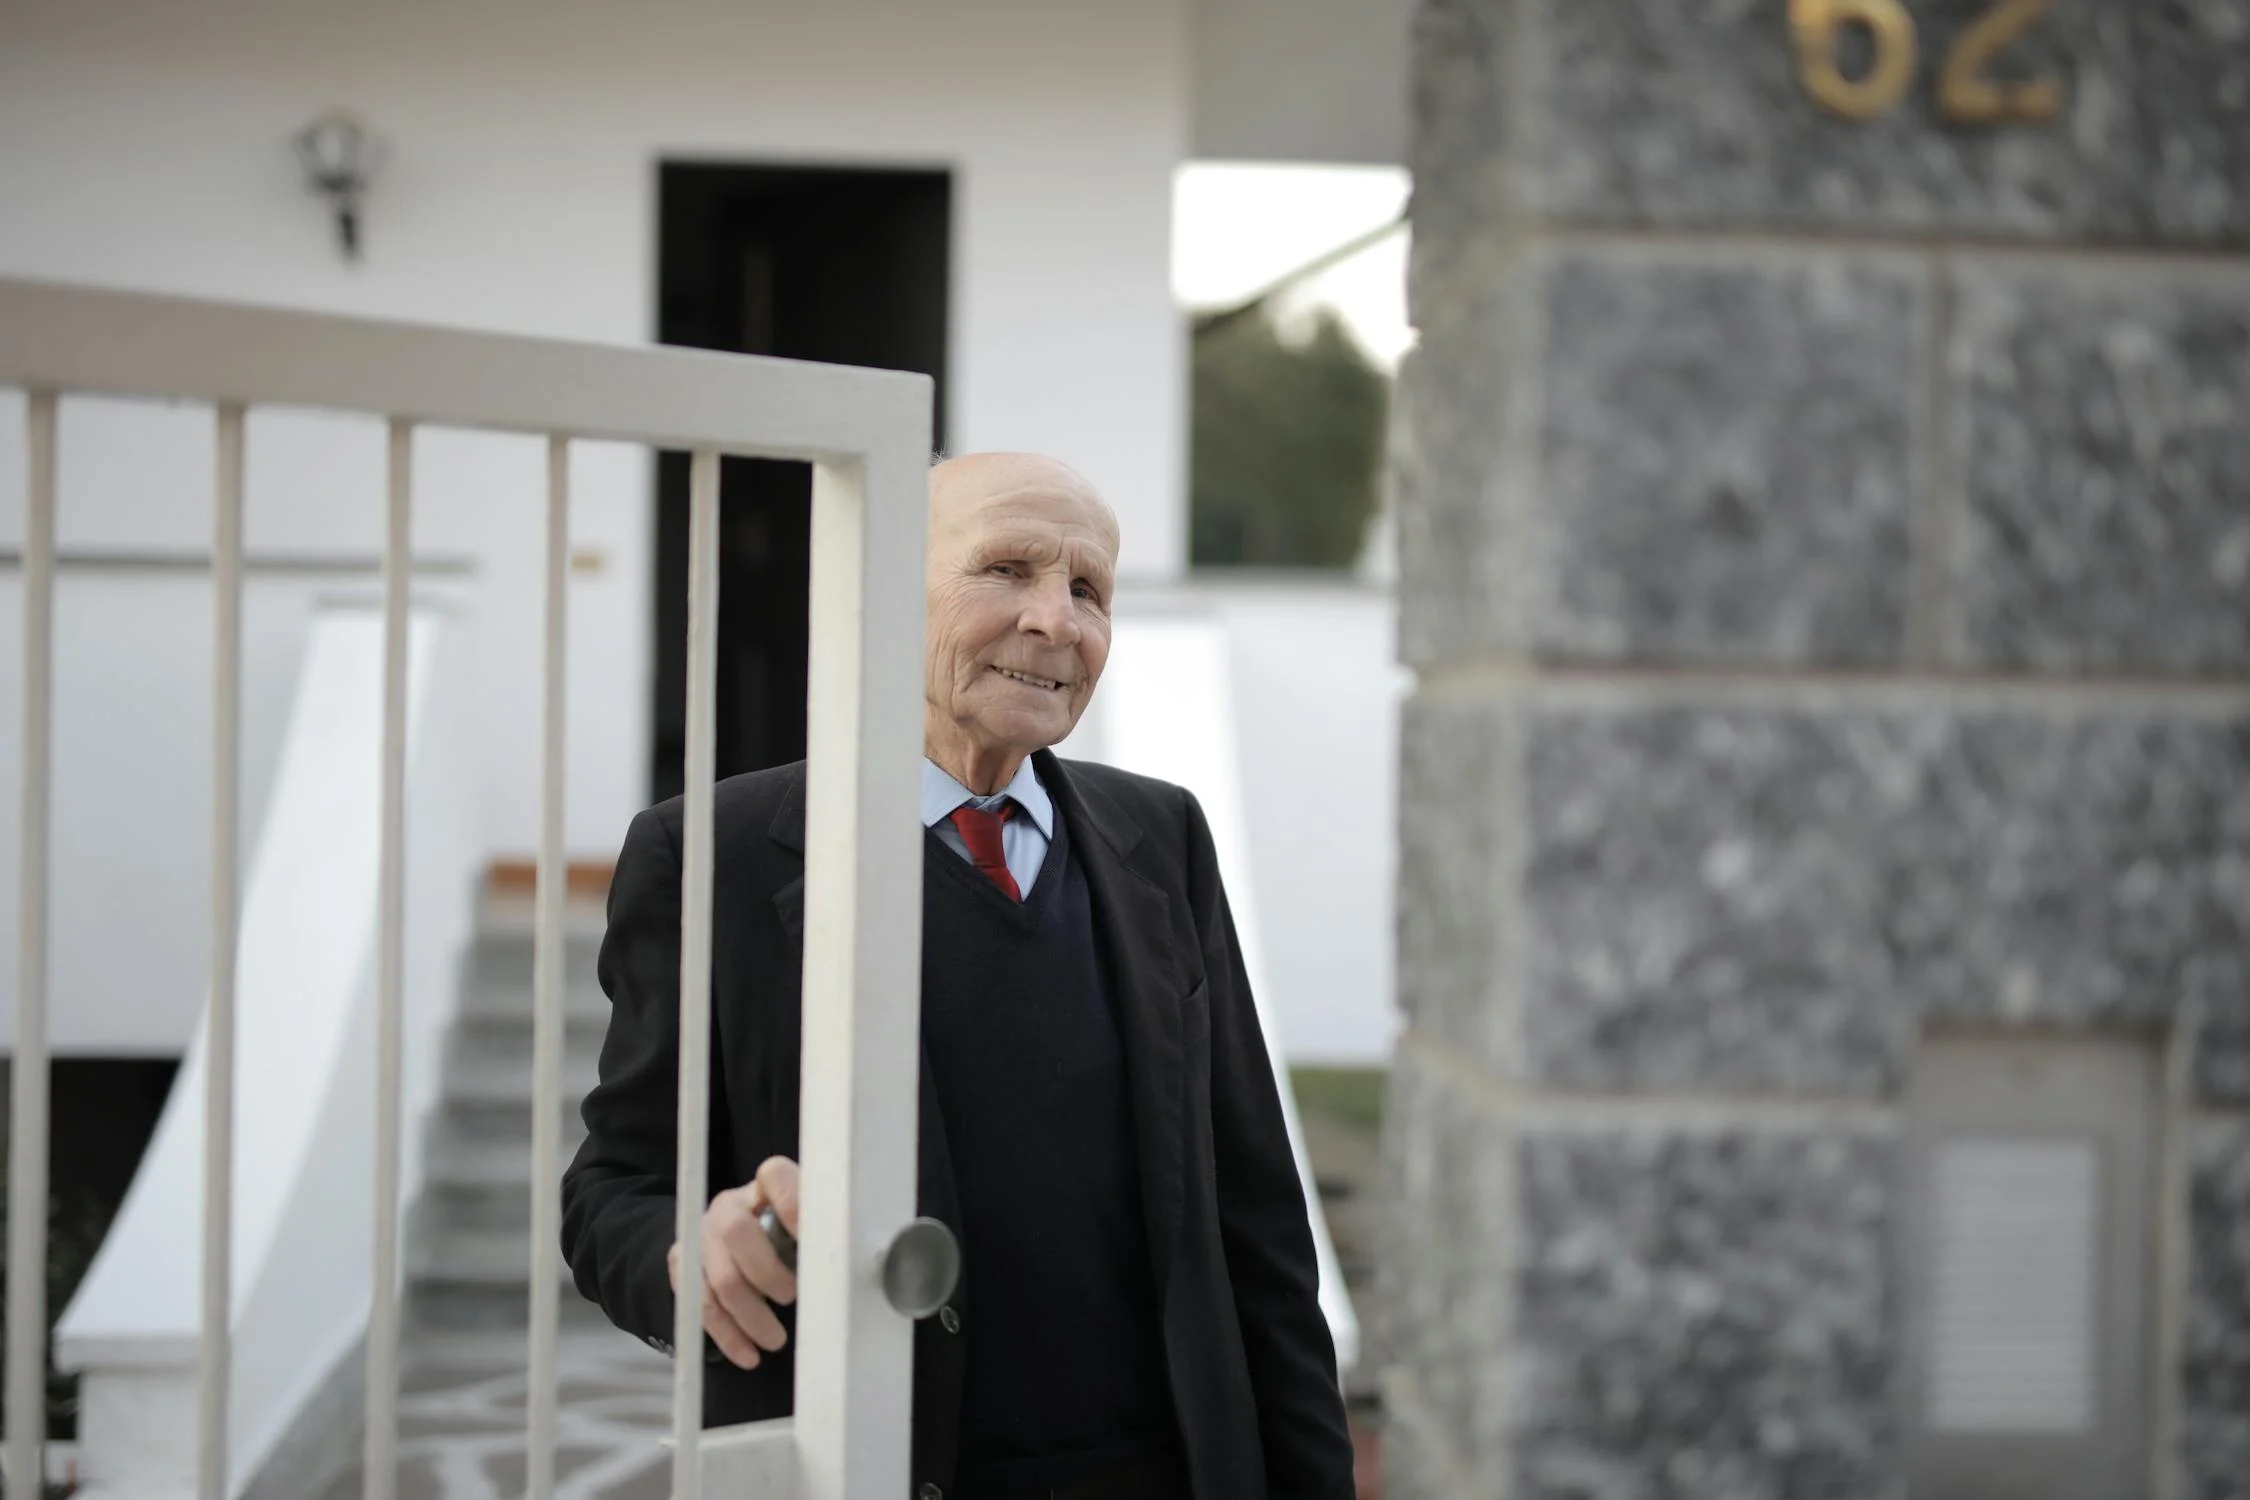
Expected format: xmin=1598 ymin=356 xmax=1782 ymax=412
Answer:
xmin=560 ymin=750 xmax=1356 ymax=1499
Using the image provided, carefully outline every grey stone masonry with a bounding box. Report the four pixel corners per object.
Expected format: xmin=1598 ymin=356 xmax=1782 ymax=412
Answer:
xmin=1391 ymin=273 xmax=1536 ymax=664
xmin=1398 ymin=244 xmax=2250 ymax=674
xmin=1377 ymin=1052 xmax=1900 ymax=1497
xmin=1534 ymin=0 xmax=2250 ymax=243
xmin=1517 ymin=697 xmax=2250 ymax=1097
xmin=2187 ymin=1120 xmax=2250 ymax=1500
xmin=1947 ymin=263 xmax=2250 ymax=673
xmin=1376 ymin=1049 xmax=1517 ymax=1489
xmin=1536 ymin=253 xmax=1924 ymax=667
xmin=1397 ymin=247 xmax=1931 ymax=668
xmin=1392 ymin=1 xmax=2250 ymax=1497
xmin=1513 ymin=1126 xmax=1897 ymax=1500
xmin=1399 ymin=692 xmax=2250 ymax=1099
xmin=1397 ymin=694 xmax=1522 ymax=1076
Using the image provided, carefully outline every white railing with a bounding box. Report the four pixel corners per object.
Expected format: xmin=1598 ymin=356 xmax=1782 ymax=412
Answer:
xmin=59 ymin=600 xmax=484 ymax=1497
xmin=13 ymin=390 xmax=55 ymax=1500
xmin=0 ymin=276 xmax=934 ymax=1500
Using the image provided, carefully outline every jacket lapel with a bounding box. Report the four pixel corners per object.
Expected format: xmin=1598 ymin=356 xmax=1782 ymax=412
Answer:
xmin=767 ymin=763 xmax=809 ymax=927
xmin=769 ymin=753 xmax=1185 ymax=1292
xmin=1036 ymin=750 xmax=1188 ymax=1299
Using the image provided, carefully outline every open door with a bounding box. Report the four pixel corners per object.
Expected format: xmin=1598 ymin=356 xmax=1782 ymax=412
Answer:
xmin=651 ymin=162 xmax=951 ymax=802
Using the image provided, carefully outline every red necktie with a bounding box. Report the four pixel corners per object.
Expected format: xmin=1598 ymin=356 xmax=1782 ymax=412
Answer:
xmin=947 ymin=801 xmax=1020 ymax=901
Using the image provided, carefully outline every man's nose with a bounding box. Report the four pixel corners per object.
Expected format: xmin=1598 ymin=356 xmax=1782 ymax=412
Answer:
xmin=1017 ymin=574 xmax=1081 ymax=645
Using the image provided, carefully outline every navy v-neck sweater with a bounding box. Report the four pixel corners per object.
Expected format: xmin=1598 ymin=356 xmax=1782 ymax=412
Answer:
xmin=918 ymin=812 xmax=1177 ymax=1493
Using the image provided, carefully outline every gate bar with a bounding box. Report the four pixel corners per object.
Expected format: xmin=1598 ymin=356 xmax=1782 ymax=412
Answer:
xmin=671 ymin=447 xmax=720 ymax=1500
xmin=200 ymin=403 xmax=247 ymax=1500
xmin=525 ymin=435 xmax=570 ymax=1499
xmin=364 ymin=417 xmax=413 ymax=1500
xmin=7 ymin=392 xmax=57 ymax=1500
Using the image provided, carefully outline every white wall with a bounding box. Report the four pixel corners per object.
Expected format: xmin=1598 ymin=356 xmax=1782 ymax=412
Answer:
xmin=1068 ymin=578 xmax=1405 ymax=1063
xmin=1210 ymin=582 xmax=1405 ymax=1063
xmin=57 ymin=605 xmax=485 ymax=1496
xmin=0 ymin=0 xmax=1192 ymax=867
xmin=0 ymin=552 xmax=476 ymax=1054
xmin=1077 ymin=612 xmax=1359 ymax=1362
xmin=1192 ymin=0 xmax=1414 ymax=165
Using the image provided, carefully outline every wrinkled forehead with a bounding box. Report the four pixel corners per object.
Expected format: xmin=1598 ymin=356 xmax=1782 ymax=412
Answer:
xmin=929 ymin=459 xmax=1120 ymax=566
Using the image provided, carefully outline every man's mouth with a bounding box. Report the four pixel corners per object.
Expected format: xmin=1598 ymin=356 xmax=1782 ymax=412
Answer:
xmin=990 ymin=665 xmax=1066 ymax=692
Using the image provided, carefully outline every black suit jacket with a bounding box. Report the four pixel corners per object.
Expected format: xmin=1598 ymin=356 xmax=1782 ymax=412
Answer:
xmin=561 ymin=750 xmax=1356 ymax=1498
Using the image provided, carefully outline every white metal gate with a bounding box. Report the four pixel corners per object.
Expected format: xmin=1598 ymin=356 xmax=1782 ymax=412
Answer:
xmin=0 ymin=276 xmax=934 ymax=1500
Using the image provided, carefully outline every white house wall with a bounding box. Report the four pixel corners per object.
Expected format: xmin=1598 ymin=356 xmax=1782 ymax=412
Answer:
xmin=0 ymin=559 xmax=476 ymax=1053
xmin=1191 ymin=0 xmax=1413 ymax=166
xmin=1067 ymin=579 xmax=1405 ymax=1064
xmin=1207 ymin=583 xmax=1406 ymax=1063
xmin=0 ymin=1 xmax=1413 ymax=1066
xmin=0 ymin=0 xmax=1192 ymax=876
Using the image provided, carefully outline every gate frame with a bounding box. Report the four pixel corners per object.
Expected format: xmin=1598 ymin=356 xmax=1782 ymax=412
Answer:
xmin=0 ymin=276 xmax=933 ymax=1500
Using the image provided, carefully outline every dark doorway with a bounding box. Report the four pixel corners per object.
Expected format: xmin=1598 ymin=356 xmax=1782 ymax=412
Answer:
xmin=1 ymin=1056 xmax=180 ymax=1438
xmin=652 ymin=162 xmax=950 ymax=801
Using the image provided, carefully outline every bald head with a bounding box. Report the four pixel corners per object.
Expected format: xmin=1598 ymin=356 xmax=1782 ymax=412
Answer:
xmin=928 ymin=452 xmax=1119 ymax=554
xmin=921 ymin=452 xmax=1120 ymax=793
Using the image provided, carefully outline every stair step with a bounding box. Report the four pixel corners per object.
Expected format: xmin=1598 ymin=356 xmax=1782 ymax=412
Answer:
xmin=465 ymin=931 xmax=606 ymax=988
xmin=413 ymin=1226 xmax=574 ymax=1286
xmin=403 ymin=919 xmax=638 ymax=1340
xmin=425 ymin=1127 xmax=589 ymax=1188
xmin=436 ymin=1093 xmax=588 ymax=1144
xmin=459 ymin=979 xmax=613 ymax=1025
xmin=453 ymin=1011 xmax=612 ymax=1052
xmin=424 ymin=1179 xmax=543 ymax=1235
xmin=445 ymin=1050 xmax=604 ymax=1107
xmin=409 ymin=1279 xmax=615 ymax=1335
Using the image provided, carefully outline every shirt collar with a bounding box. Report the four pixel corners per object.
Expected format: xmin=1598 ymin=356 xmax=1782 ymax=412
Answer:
xmin=920 ymin=755 xmax=1054 ymax=838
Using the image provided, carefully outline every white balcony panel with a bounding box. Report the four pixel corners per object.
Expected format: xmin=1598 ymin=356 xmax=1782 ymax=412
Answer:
xmin=1066 ymin=613 xmax=1361 ymax=1373
xmin=57 ymin=605 xmax=484 ymax=1496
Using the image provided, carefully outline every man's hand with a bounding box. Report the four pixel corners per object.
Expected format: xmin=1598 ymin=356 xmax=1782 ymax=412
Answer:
xmin=666 ymin=1155 xmax=800 ymax=1369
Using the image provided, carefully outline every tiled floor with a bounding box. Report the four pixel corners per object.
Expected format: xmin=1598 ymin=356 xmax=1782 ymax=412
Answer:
xmin=316 ymin=1061 xmax=1392 ymax=1499
xmin=320 ymin=1331 xmax=675 ymax=1500
xmin=324 ymin=1302 xmax=1383 ymax=1500
xmin=326 ymin=1324 xmax=1386 ymax=1500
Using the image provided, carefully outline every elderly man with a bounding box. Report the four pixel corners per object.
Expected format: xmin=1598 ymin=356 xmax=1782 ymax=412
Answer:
xmin=562 ymin=453 xmax=1354 ymax=1500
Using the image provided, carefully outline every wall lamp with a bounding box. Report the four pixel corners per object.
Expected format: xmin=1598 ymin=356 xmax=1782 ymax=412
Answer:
xmin=294 ymin=110 xmax=386 ymax=261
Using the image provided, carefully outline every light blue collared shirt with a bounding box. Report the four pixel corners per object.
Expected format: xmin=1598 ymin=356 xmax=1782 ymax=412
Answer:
xmin=921 ymin=756 xmax=1055 ymax=897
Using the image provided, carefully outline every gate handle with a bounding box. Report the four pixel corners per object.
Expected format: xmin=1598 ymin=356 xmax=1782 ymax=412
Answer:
xmin=880 ymin=1217 xmax=962 ymax=1319
xmin=756 ymin=1205 xmax=798 ymax=1273
xmin=757 ymin=1208 xmax=961 ymax=1320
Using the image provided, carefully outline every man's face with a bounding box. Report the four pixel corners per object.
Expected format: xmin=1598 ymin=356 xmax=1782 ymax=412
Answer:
xmin=924 ymin=456 xmax=1118 ymax=769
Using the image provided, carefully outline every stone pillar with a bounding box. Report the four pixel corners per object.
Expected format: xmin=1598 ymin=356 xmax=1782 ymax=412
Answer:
xmin=1385 ymin=2 xmax=2250 ymax=1496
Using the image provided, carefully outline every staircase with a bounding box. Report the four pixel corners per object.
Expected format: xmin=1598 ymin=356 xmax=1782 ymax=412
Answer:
xmin=410 ymin=903 xmax=612 ymax=1333
xmin=309 ymin=897 xmax=679 ymax=1500
xmin=368 ymin=894 xmax=1384 ymax=1500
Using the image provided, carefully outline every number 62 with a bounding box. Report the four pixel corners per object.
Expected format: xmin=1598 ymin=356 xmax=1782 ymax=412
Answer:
xmin=1790 ymin=0 xmax=2065 ymax=125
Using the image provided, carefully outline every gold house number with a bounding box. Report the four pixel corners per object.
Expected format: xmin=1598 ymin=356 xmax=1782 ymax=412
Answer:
xmin=1791 ymin=0 xmax=2065 ymax=125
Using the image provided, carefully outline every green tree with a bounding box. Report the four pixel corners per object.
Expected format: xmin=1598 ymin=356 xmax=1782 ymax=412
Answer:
xmin=1190 ymin=306 xmax=1389 ymax=569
